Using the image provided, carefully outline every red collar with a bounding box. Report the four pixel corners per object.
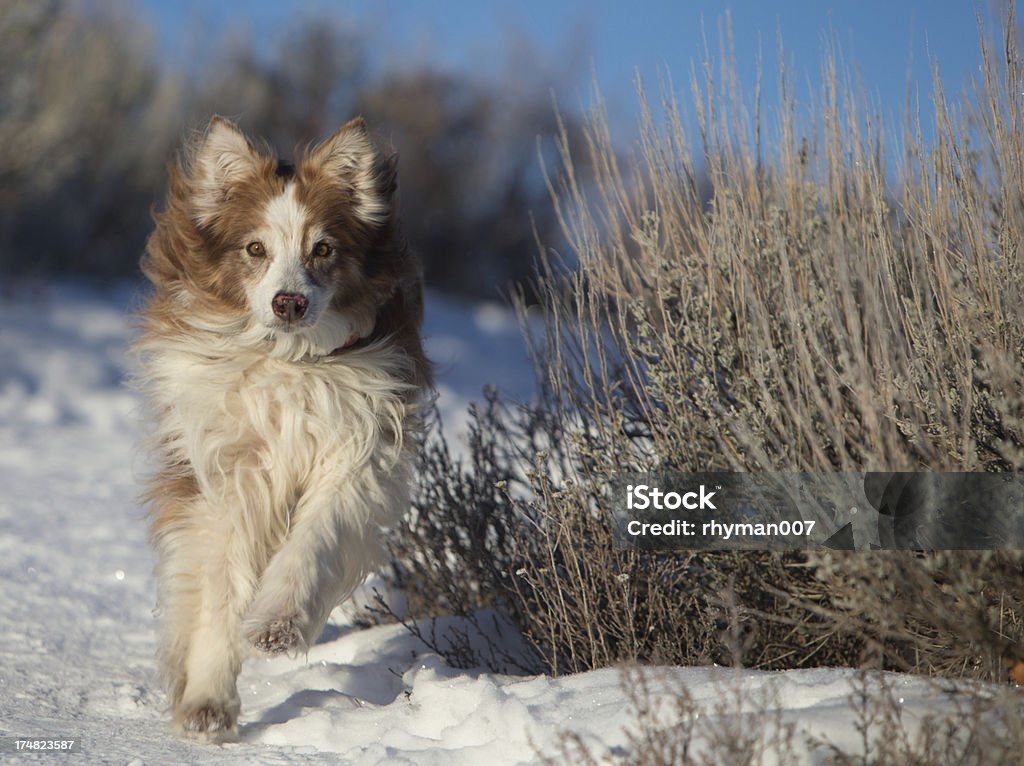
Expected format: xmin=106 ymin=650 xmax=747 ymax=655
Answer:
xmin=330 ymin=333 xmax=361 ymax=355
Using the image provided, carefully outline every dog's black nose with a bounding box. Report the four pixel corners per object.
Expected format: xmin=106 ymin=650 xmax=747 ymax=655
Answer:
xmin=272 ymin=292 xmax=309 ymax=321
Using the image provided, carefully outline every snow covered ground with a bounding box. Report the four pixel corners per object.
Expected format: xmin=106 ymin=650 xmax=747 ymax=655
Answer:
xmin=0 ymin=282 xmax=999 ymax=764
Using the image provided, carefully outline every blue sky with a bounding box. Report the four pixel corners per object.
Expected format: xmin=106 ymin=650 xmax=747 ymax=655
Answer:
xmin=135 ymin=1 xmax=1011 ymax=140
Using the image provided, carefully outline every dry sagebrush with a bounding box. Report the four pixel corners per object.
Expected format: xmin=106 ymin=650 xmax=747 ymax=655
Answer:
xmin=540 ymin=26 xmax=1024 ymax=475
xmin=386 ymin=14 xmax=1024 ymax=683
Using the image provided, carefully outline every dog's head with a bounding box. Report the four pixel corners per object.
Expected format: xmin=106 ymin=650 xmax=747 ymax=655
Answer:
xmin=148 ymin=116 xmax=407 ymax=354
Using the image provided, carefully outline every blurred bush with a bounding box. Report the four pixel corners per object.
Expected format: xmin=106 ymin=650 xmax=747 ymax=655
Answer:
xmin=0 ymin=0 xmax=181 ymax=275
xmin=357 ymin=71 xmax=571 ymax=297
xmin=0 ymin=0 xmax=583 ymax=298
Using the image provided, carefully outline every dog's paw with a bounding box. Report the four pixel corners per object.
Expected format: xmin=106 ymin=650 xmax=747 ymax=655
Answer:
xmin=249 ymin=615 xmax=303 ymax=655
xmin=180 ymin=700 xmax=237 ymax=738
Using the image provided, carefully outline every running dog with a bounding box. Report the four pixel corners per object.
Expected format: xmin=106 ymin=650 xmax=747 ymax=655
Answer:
xmin=136 ymin=116 xmax=430 ymax=736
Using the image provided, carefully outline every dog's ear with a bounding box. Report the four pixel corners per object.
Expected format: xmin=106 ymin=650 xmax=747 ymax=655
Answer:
xmin=310 ymin=117 xmax=396 ymax=226
xmin=189 ymin=116 xmax=262 ymax=226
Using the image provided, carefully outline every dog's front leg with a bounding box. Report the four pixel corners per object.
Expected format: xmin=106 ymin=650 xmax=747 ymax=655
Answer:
xmin=242 ymin=462 xmax=408 ymax=654
xmin=161 ymin=504 xmax=258 ymax=737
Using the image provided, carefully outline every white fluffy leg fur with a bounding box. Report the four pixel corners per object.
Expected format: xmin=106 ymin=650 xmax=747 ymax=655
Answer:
xmin=242 ymin=461 xmax=410 ymax=654
xmin=155 ymin=498 xmax=258 ymax=736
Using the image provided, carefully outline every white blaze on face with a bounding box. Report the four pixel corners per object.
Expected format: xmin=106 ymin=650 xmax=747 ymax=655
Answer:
xmin=246 ymin=183 xmax=325 ymax=330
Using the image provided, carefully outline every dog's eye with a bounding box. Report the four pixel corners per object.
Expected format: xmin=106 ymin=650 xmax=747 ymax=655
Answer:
xmin=246 ymin=241 xmax=266 ymax=257
xmin=313 ymin=241 xmax=333 ymax=258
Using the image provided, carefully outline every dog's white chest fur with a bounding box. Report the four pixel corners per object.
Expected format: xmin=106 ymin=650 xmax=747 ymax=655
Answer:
xmin=150 ymin=340 xmax=411 ymax=526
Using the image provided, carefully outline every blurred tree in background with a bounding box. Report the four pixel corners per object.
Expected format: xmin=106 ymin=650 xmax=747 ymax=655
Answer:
xmin=0 ymin=0 xmax=181 ymax=275
xmin=0 ymin=0 xmax=586 ymax=299
xmin=358 ymin=70 xmax=572 ymax=296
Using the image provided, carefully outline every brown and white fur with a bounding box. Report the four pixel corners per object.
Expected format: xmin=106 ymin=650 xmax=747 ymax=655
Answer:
xmin=136 ymin=116 xmax=430 ymax=737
